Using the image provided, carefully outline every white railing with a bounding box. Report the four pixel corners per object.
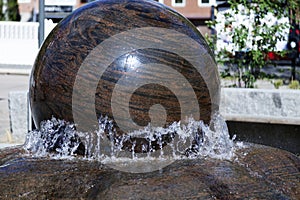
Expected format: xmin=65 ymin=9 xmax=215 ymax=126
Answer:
xmin=0 ymin=21 xmax=56 ymax=66
xmin=0 ymin=21 xmax=39 ymax=40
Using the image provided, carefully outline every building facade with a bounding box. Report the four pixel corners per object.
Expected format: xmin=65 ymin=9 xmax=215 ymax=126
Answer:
xmin=154 ymin=0 xmax=217 ymax=35
xmin=17 ymin=0 xmax=216 ymax=34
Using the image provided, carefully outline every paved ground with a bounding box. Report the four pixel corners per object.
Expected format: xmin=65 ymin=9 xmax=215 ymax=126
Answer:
xmin=0 ymin=74 xmax=30 ymax=145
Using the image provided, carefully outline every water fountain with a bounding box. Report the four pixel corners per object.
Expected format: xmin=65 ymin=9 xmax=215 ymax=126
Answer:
xmin=0 ymin=0 xmax=299 ymax=199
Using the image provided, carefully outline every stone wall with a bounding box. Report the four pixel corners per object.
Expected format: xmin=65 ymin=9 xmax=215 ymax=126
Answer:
xmin=7 ymin=88 xmax=300 ymax=144
xmin=220 ymin=88 xmax=300 ymax=125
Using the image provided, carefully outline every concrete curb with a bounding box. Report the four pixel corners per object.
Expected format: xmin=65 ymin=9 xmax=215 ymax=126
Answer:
xmin=0 ymin=143 xmax=23 ymax=149
xmin=0 ymin=64 xmax=32 ymax=75
xmin=0 ymin=68 xmax=31 ymax=75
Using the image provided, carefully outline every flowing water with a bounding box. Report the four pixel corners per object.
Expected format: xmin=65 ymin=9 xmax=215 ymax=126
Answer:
xmin=24 ymin=113 xmax=244 ymax=173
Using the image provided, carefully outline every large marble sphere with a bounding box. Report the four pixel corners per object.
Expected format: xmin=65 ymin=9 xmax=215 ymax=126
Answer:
xmin=30 ymin=0 xmax=220 ymax=145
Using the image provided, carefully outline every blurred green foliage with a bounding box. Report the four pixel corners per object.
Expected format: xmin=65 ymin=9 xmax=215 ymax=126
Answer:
xmin=0 ymin=0 xmax=20 ymax=21
xmin=0 ymin=0 xmax=4 ymax=20
xmin=289 ymin=80 xmax=300 ymax=89
xmin=273 ymin=79 xmax=284 ymax=89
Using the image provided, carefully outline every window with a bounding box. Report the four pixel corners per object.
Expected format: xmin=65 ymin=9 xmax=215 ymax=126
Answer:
xmin=172 ymin=0 xmax=186 ymax=7
xmin=198 ymin=0 xmax=212 ymax=7
xmin=153 ymin=0 xmax=164 ymax=3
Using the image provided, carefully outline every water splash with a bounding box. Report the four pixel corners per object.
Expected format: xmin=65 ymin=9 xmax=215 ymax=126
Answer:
xmin=24 ymin=113 xmax=242 ymax=171
xmin=24 ymin=118 xmax=85 ymax=158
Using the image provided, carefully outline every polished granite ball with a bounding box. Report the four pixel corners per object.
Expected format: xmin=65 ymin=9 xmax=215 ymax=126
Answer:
xmin=30 ymin=0 xmax=220 ymax=151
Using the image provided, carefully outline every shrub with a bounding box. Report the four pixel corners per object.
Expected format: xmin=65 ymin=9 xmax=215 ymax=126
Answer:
xmin=206 ymin=0 xmax=299 ymax=88
xmin=289 ymin=80 xmax=300 ymax=89
xmin=273 ymin=79 xmax=283 ymax=89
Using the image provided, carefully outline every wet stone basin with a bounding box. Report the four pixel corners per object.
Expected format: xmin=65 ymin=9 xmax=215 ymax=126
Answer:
xmin=0 ymin=144 xmax=299 ymax=199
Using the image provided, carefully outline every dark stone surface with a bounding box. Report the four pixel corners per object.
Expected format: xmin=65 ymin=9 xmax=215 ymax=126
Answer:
xmin=29 ymin=0 xmax=219 ymax=138
xmin=227 ymin=121 xmax=300 ymax=154
xmin=0 ymin=144 xmax=299 ymax=199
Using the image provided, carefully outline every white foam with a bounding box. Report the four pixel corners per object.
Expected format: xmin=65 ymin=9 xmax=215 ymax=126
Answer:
xmin=24 ymin=113 xmax=244 ymax=168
